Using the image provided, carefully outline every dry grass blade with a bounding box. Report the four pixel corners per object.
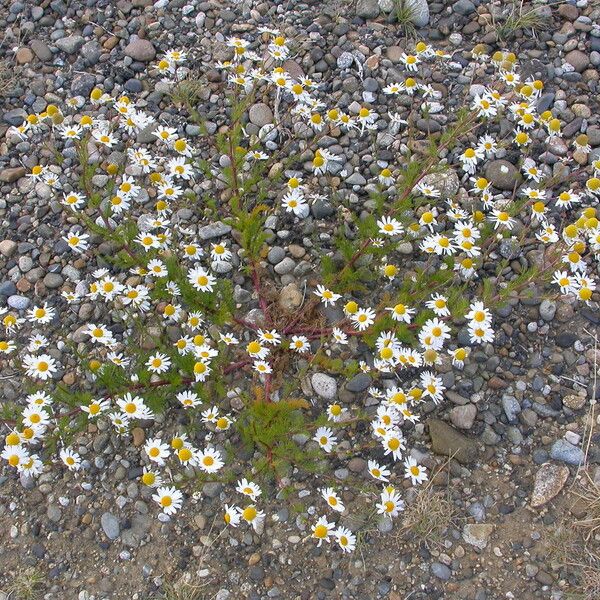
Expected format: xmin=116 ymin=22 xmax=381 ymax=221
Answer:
xmin=4 ymin=568 xmax=45 ymax=600
xmin=573 ymin=471 xmax=600 ymax=549
xmin=495 ymin=1 xmax=552 ymax=40
xmin=157 ymin=576 xmax=211 ymax=600
xmin=396 ymin=461 xmax=457 ymax=547
xmin=0 ymin=58 xmax=15 ymax=97
xmin=578 ymin=566 xmax=600 ymax=600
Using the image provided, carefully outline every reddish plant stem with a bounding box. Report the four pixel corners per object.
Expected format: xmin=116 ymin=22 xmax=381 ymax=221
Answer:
xmin=0 ymin=358 xmax=252 ymax=430
xmin=251 ymin=262 xmax=272 ymax=326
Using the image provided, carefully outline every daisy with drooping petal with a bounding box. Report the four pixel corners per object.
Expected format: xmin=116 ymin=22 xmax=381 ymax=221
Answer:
xmin=223 ymin=504 xmax=241 ymax=527
xmin=236 ymin=478 xmax=262 ymax=502
xmin=312 ymin=515 xmax=335 ymax=546
xmin=240 ymin=505 xmax=265 ymax=532
xmin=368 ymin=460 xmax=391 ymax=482
xmin=314 ymin=285 xmax=341 ymax=307
xmin=321 ymin=487 xmax=345 ymax=513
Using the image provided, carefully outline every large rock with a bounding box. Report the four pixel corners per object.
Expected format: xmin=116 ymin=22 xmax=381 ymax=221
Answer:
xmin=356 ymin=0 xmax=380 ymax=18
xmin=124 ymin=37 xmax=156 ymax=62
xmin=55 ymin=35 xmax=85 ymax=54
xmin=428 ymin=418 xmax=479 ymax=464
xmin=531 ymin=464 xmax=569 ymax=507
xmin=484 ymin=159 xmax=522 ymax=191
xmin=311 ymin=373 xmax=337 ymax=400
xmin=420 ymin=169 xmax=459 ymax=198
xmin=405 ymin=0 xmax=430 ymax=26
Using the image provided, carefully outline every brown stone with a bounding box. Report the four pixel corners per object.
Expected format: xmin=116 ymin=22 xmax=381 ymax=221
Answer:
xmin=132 ymin=427 xmax=145 ymax=447
xmin=531 ymin=463 xmax=569 ymax=507
xmin=0 ymin=167 xmax=26 ymax=182
xmin=16 ymin=48 xmax=34 ymax=64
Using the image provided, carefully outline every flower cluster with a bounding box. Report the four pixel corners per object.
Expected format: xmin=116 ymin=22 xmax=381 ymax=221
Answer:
xmin=1 ymin=29 xmax=597 ymax=555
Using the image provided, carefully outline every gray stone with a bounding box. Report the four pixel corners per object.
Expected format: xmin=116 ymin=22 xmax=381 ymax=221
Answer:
xmin=531 ymin=464 xmax=569 ymax=507
xmin=539 ymin=299 xmax=556 ymax=321
xmin=43 ymin=273 xmax=64 ymax=289
xmin=249 ymin=103 xmax=273 ymax=127
xmin=454 ymin=0 xmax=476 ymax=15
xmin=198 ymin=221 xmax=231 ymax=241
xmin=124 ymin=38 xmax=156 ymax=62
xmin=101 ymin=512 xmax=120 ymax=540
xmin=7 ymin=295 xmax=30 ymax=310
xmin=267 ymin=246 xmax=285 ymax=264
xmin=428 ymin=418 xmax=479 ymax=464
xmin=311 ymin=373 xmax=337 ymax=400
xmin=431 ymin=562 xmax=451 ymax=580
xmin=550 ymin=439 xmax=584 ymax=465
xmin=56 ymin=35 xmax=85 ymax=54
xmin=356 ymin=0 xmax=380 ymax=18
xmin=4 ymin=109 xmax=27 ymax=126
xmin=484 ymin=160 xmax=521 ymax=191
xmin=30 ymin=39 xmax=52 ymax=62
xmin=346 ymin=373 xmax=372 ymax=392
xmin=337 ymin=52 xmax=354 ymax=70
xmin=346 ymin=172 xmax=367 ymax=186
xmin=501 ymin=395 xmax=521 ymax=423
xmin=405 ymin=0 xmax=429 ymax=26
xmin=47 ymin=504 xmax=62 ymax=522
xmin=274 ymin=257 xmax=295 ymax=275
xmin=420 ymin=169 xmax=459 ymax=197
xmin=71 ymin=74 xmax=96 ymax=97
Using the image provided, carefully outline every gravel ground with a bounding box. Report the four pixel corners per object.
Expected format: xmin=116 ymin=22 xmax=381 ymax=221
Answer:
xmin=1 ymin=0 xmax=600 ymax=599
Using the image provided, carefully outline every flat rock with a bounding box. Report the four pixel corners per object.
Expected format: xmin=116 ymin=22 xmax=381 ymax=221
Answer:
xmin=550 ymin=439 xmax=584 ymax=465
xmin=0 ymin=167 xmax=26 ymax=183
xmin=462 ymin=523 xmax=493 ymax=549
xmin=56 ymin=35 xmax=85 ymax=54
xmin=101 ymin=512 xmax=120 ymax=540
xmin=531 ymin=463 xmax=569 ymax=507
xmin=428 ymin=418 xmax=478 ymax=464
xmin=562 ymin=394 xmax=586 ymax=410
